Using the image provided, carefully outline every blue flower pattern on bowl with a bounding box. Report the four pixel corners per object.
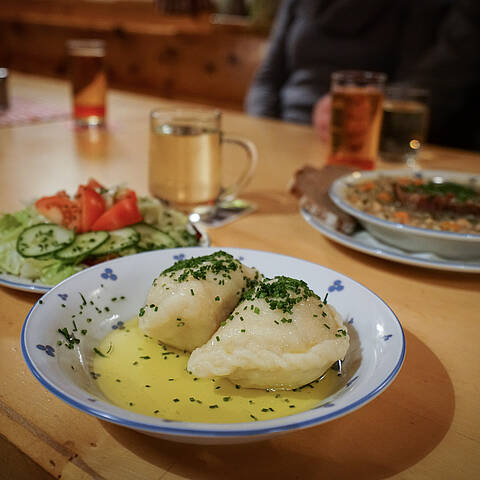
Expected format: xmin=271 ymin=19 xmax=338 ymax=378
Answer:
xmin=328 ymin=280 xmax=344 ymax=292
xmin=58 ymin=293 xmax=68 ymax=301
xmin=112 ymin=320 xmax=125 ymax=330
xmin=173 ymin=253 xmax=185 ymax=261
xmin=383 ymin=334 xmax=393 ymax=341
xmin=36 ymin=344 xmax=55 ymax=357
xmin=101 ymin=268 xmax=117 ymax=281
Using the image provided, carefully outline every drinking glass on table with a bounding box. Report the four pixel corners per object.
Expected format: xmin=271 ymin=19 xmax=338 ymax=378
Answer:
xmin=328 ymin=70 xmax=387 ymax=170
xmin=148 ymin=107 xmax=257 ymax=221
xmin=0 ymin=68 xmax=9 ymax=111
xmin=67 ymin=39 xmax=107 ymax=128
xmin=379 ymin=84 xmax=429 ymax=166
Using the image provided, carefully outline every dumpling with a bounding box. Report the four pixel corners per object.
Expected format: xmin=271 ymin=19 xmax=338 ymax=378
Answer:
xmin=187 ymin=276 xmax=349 ymax=390
xmin=138 ymin=251 xmax=259 ymax=351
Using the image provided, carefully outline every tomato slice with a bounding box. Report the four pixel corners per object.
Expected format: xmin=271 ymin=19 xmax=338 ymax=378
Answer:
xmin=115 ymin=188 xmax=136 ymax=202
xmin=86 ymin=178 xmax=105 ymax=191
xmin=76 ymin=186 xmax=106 ymax=232
xmin=90 ymin=194 xmax=142 ymax=231
xmin=35 ymin=192 xmax=81 ymax=230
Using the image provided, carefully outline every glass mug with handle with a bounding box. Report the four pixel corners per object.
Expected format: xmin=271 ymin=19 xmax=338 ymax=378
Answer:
xmin=149 ymin=108 xmax=257 ymax=221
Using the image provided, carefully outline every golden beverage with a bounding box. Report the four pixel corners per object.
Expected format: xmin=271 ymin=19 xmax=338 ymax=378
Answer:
xmin=93 ymin=318 xmax=346 ymax=423
xmin=380 ymin=98 xmax=429 ymax=163
xmin=329 ymin=87 xmax=384 ymax=170
xmin=68 ymin=39 xmax=106 ymax=127
xmin=148 ymin=107 xmax=257 ymax=220
xmin=149 ymin=124 xmax=222 ymax=212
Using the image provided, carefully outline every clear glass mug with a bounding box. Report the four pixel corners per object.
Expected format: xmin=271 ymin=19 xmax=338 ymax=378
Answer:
xmin=149 ymin=107 xmax=258 ymax=220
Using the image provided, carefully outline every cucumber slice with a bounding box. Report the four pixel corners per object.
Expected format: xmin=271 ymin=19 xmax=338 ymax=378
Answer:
xmin=133 ymin=223 xmax=176 ymax=250
xmin=55 ymin=231 xmax=110 ymax=261
xmin=168 ymin=227 xmax=199 ymax=247
xmin=91 ymin=227 xmax=139 ymax=256
xmin=17 ymin=224 xmax=75 ymax=258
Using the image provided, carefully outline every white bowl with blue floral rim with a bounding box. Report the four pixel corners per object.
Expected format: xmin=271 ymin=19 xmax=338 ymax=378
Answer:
xmin=330 ymin=169 xmax=480 ymax=260
xmin=21 ymin=247 xmax=405 ymax=445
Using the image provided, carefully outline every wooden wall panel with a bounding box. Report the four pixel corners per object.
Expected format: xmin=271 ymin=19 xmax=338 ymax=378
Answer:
xmin=0 ymin=2 xmax=267 ymax=109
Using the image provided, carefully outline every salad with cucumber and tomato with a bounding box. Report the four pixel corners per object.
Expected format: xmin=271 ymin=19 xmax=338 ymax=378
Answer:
xmin=0 ymin=179 xmax=203 ymax=286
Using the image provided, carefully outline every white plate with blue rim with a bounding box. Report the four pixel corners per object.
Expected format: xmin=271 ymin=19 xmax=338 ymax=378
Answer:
xmin=22 ymin=247 xmax=405 ymax=444
xmin=301 ymin=209 xmax=480 ymax=273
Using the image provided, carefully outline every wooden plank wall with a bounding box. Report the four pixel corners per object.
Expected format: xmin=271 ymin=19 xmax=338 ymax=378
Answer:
xmin=0 ymin=1 xmax=268 ymax=109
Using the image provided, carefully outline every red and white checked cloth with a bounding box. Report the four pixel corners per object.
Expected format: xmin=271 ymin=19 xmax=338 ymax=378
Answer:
xmin=0 ymin=97 xmax=70 ymax=127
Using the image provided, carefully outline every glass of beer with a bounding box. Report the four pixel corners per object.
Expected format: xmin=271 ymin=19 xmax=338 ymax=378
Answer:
xmin=328 ymin=70 xmax=386 ymax=170
xmin=379 ymin=84 xmax=429 ymax=166
xmin=149 ymin=107 xmax=257 ymax=220
xmin=67 ymin=39 xmax=107 ymax=128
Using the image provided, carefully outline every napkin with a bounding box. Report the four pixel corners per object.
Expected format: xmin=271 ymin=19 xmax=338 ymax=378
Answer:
xmin=0 ymin=97 xmax=70 ymax=127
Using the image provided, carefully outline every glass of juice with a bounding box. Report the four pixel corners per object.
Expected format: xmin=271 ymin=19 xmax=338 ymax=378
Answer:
xmin=67 ymin=39 xmax=107 ymax=128
xmin=328 ymin=70 xmax=387 ymax=170
xmin=379 ymin=84 xmax=429 ymax=166
xmin=149 ymin=107 xmax=257 ymax=220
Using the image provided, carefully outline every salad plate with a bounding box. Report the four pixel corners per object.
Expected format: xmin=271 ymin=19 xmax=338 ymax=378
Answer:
xmin=0 ymin=272 xmax=51 ymax=293
xmin=0 ymin=224 xmax=210 ymax=293
xmin=22 ymin=247 xmax=404 ymax=444
xmin=301 ymin=208 xmax=480 ymax=273
xmin=0 ymin=180 xmax=209 ymax=293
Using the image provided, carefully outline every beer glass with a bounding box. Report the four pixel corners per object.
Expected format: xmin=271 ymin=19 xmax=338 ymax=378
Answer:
xmin=149 ymin=108 xmax=257 ymax=220
xmin=67 ymin=39 xmax=107 ymax=128
xmin=328 ymin=70 xmax=386 ymax=170
xmin=379 ymin=84 xmax=429 ymax=166
xmin=0 ymin=68 xmax=8 ymax=111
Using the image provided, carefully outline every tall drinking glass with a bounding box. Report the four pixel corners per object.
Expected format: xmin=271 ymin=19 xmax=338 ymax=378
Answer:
xmin=328 ymin=70 xmax=386 ymax=170
xmin=379 ymin=84 xmax=429 ymax=166
xmin=149 ymin=108 xmax=257 ymax=221
xmin=67 ymin=39 xmax=107 ymax=128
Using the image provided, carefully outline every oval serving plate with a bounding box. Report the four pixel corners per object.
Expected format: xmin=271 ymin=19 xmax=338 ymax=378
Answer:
xmin=301 ymin=208 xmax=480 ymax=273
xmin=22 ymin=247 xmax=405 ymax=444
xmin=329 ymin=169 xmax=480 ymax=260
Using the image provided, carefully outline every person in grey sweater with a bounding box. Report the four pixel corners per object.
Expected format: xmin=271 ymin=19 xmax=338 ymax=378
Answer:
xmin=245 ymin=0 xmax=480 ymax=151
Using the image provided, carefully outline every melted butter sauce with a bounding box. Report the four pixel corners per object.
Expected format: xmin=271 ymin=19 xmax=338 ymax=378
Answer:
xmin=93 ymin=318 xmax=344 ymax=423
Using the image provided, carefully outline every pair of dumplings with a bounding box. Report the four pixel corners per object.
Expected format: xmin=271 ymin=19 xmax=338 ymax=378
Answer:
xmin=139 ymin=251 xmax=349 ymax=390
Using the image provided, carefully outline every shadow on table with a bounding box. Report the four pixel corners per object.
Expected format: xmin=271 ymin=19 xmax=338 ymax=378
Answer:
xmin=101 ymin=329 xmax=455 ymax=479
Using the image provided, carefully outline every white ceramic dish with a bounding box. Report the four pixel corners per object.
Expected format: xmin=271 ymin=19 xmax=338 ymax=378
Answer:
xmin=301 ymin=208 xmax=480 ymax=273
xmin=22 ymin=247 xmax=404 ymax=444
xmin=329 ymin=169 xmax=480 ymax=260
xmin=0 ymin=272 xmax=50 ymax=293
xmin=0 ymin=226 xmax=209 ymax=294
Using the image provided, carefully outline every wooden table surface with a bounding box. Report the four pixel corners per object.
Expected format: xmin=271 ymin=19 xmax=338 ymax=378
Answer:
xmin=1 ymin=73 xmax=479 ymax=480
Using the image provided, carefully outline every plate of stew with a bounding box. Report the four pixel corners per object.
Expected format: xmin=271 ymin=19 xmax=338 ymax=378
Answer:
xmin=329 ymin=169 xmax=480 ymax=261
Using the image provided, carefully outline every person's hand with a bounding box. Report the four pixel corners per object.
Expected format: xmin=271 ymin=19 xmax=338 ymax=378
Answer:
xmin=312 ymin=94 xmax=331 ymax=142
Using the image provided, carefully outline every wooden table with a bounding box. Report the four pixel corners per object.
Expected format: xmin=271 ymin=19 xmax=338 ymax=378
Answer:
xmin=1 ymin=73 xmax=479 ymax=480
